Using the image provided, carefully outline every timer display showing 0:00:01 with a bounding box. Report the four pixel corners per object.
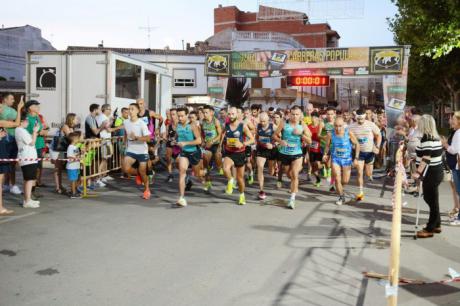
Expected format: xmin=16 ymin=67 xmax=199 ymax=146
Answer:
xmin=288 ymin=76 xmax=330 ymax=86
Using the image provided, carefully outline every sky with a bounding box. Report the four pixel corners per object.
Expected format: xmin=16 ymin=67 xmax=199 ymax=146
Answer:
xmin=2 ymin=0 xmax=398 ymax=50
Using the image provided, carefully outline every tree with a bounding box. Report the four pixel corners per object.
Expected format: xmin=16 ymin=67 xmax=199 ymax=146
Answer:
xmin=389 ymin=0 xmax=460 ymax=111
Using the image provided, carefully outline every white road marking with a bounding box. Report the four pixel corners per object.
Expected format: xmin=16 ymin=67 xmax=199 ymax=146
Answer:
xmin=0 ymin=212 xmax=38 ymax=225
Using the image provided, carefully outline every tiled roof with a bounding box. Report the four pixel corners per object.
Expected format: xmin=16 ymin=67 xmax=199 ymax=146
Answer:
xmin=67 ymin=45 xmax=226 ymax=55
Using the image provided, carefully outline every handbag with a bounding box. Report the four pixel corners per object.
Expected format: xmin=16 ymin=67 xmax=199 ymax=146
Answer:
xmin=52 ymin=130 xmax=69 ymax=152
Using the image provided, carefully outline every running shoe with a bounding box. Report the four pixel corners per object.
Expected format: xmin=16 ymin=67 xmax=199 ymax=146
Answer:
xmin=368 ymin=176 xmax=374 ymax=182
xmin=336 ymin=196 xmax=345 ymax=206
xmin=203 ymin=181 xmax=212 ymax=192
xmin=356 ymin=192 xmax=364 ymax=201
xmin=287 ymin=198 xmax=296 ymax=209
xmin=176 ymin=197 xmax=187 ymax=207
xmin=143 ymin=190 xmax=151 ymax=200
xmin=322 ymin=168 xmax=327 ymax=178
xmin=23 ymin=200 xmax=40 ymax=208
xmin=329 ymin=185 xmax=336 ymax=192
xmin=327 ymin=168 xmax=332 ymax=178
xmin=258 ymin=191 xmax=267 ymax=200
xmin=95 ymin=180 xmax=107 ymax=188
xmin=238 ymin=193 xmax=246 ymax=205
xmin=218 ymin=168 xmax=224 ymax=175
xmin=135 ymin=175 xmax=142 ymax=185
xmin=167 ymin=175 xmax=173 ymax=183
xmin=247 ymin=175 xmax=254 ymax=185
xmin=449 ymin=219 xmax=460 ymax=226
xmin=148 ymin=175 xmax=154 ymax=184
xmin=10 ymin=185 xmax=22 ymax=195
xmin=314 ymin=176 xmax=321 ymax=187
xmin=77 ymin=186 xmax=84 ymax=194
xmin=225 ymin=179 xmax=234 ymax=195
xmin=276 ymin=181 xmax=282 ymax=189
xmin=69 ymin=193 xmax=82 ymax=199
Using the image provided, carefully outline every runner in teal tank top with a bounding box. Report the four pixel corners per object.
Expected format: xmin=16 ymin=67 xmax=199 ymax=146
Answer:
xmin=175 ymin=107 xmax=205 ymax=207
xmin=273 ymin=105 xmax=311 ymax=209
xmin=323 ymin=116 xmax=360 ymax=206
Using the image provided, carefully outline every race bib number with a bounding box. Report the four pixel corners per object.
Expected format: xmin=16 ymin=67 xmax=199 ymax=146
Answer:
xmin=335 ymin=147 xmax=347 ymax=158
xmin=310 ymin=141 xmax=319 ymax=150
xmin=285 ymin=142 xmax=297 ymax=153
xmin=358 ymin=137 xmax=368 ymax=145
xmin=227 ymin=137 xmax=238 ymax=147
xmin=259 ymin=136 xmax=271 ymax=144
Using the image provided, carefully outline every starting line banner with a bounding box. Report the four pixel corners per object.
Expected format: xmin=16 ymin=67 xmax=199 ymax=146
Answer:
xmin=205 ymin=46 xmax=410 ymax=78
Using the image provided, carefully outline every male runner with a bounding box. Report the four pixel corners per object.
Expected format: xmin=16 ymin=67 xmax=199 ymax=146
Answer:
xmin=308 ymin=112 xmax=324 ymax=187
xmin=175 ymin=107 xmax=204 ymax=207
xmin=323 ymin=116 xmax=360 ymax=205
xmin=122 ymin=103 xmax=152 ymax=200
xmin=320 ymin=107 xmax=336 ymax=189
xmin=255 ymin=112 xmax=276 ymax=200
xmin=221 ymin=106 xmax=254 ymax=205
xmin=274 ymin=105 xmax=311 ymax=209
xmin=164 ymin=108 xmax=179 ymax=183
xmin=201 ymin=105 xmax=223 ymax=191
xmin=349 ymin=109 xmax=381 ymax=200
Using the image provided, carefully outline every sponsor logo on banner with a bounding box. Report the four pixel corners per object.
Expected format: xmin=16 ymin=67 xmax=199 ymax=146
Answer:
xmin=243 ymin=71 xmax=258 ymax=78
xmin=270 ymin=70 xmax=282 ymax=77
xmin=205 ymin=53 xmax=230 ymax=76
xmin=355 ymin=67 xmax=369 ymax=75
xmin=327 ymin=68 xmax=342 ymax=75
xmin=343 ymin=68 xmax=355 ymax=75
xmin=388 ymin=86 xmax=406 ymax=94
xmin=208 ymin=87 xmax=224 ymax=94
xmin=259 ymin=71 xmax=269 ymax=77
xmin=36 ymin=67 xmax=56 ymax=90
xmin=370 ymin=47 xmax=404 ymax=74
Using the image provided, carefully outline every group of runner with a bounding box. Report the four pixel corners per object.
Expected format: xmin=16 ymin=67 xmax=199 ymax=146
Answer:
xmin=122 ymin=100 xmax=384 ymax=209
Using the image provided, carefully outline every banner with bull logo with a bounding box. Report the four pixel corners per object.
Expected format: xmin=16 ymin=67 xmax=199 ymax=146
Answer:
xmin=205 ymin=46 xmax=408 ymax=78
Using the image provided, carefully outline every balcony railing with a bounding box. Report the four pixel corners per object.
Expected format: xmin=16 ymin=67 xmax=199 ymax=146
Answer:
xmin=232 ymin=31 xmax=304 ymax=49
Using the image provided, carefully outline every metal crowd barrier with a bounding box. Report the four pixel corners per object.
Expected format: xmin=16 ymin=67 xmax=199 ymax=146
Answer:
xmin=80 ymin=136 xmax=125 ymax=197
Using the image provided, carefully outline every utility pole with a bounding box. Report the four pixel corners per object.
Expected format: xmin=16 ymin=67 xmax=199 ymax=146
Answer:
xmin=139 ymin=18 xmax=158 ymax=49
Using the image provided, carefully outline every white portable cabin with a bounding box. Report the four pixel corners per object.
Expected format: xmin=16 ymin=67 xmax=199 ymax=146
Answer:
xmin=26 ymin=50 xmax=172 ymax=132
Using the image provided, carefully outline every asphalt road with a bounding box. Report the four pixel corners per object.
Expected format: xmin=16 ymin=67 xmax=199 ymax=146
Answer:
xmin=1 ymin=168 xmax=460 ymax=306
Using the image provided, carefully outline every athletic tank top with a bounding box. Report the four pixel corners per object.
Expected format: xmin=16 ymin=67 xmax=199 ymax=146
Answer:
xmin=308 ymin=124 xmax=321 ymax=153
xmin=167 ymin=123 xmax=177 ymax=145
xmin=139 ymin=109 xmax=155 ymax=143
xmin=257 ymin=123 xmax=274 ymax=149
xmin=202 ymin=118 xmax=219 ymax=147
xmin=331 ymin=128 xmax=352 ymax=159
xmin=224 ymin=122 xmax=245 ymax=153
xmin=279 ymin=121 xmax=303 ymax=156
xmin=321 ymin=121 xmax=334 ymax=148
xmin=177 ymin=123 xmax=197 ymax=153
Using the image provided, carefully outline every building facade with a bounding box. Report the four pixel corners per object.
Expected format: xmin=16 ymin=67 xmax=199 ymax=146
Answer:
xmin=0 ymin=25 xmax=55 ymax=81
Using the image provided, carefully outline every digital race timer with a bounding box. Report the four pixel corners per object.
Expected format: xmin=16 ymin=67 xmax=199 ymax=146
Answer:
xmin=287 ymin=75 xmax=330 ymax=87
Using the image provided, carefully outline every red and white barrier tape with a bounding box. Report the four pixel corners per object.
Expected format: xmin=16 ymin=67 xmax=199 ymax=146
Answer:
xmin=0 ymin=158 xmax=80 ymax=162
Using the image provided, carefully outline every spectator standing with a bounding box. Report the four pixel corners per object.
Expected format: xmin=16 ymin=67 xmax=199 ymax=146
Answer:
xmin=413 ymin=115 xmax=444 ymax=238
xmin=0 ymin=93 xmax=24 ymax=195
xmin=15 ymin=113 xmax=40 ymax=208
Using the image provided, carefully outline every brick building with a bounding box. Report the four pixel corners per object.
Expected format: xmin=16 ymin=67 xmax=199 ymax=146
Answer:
xmin=214 ymin=5 xmax=340 ymax=48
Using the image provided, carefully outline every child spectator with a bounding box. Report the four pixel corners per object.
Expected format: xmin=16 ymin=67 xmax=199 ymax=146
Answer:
xmin=66 ymin=132 xmax=82 ymax=198
xmin=15 ymin=113 xmax=40 ymax=208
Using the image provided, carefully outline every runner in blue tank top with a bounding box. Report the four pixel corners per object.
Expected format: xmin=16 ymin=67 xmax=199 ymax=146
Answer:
xmin=175 ymin=107 xmax=205 ymax=207
xmin=273 ymin=105 xmax=312 ymax=209
xmin=323 ymin=116 xmax=360 ymax=206
xmin=220 ymin=106 xmax=254 ymax=205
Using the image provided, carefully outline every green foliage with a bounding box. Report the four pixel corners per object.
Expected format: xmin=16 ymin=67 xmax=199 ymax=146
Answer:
xmin=389 ymin=0 xmax=460 ymax=108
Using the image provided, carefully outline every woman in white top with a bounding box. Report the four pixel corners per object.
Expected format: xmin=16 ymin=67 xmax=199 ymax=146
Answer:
xmin=442 ymin=111 xmax=460 ymax=225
